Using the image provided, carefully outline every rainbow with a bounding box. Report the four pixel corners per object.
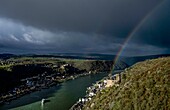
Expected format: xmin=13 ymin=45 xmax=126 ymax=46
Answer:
xmin=110 ymin=1 xmax=165 ymax=74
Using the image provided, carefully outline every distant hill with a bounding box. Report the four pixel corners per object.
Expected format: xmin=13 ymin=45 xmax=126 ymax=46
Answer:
xmin=0 ymin=53 xmax=129 ymax=71
xmin=68 ymin=60 xmax=128 ymax=72
xmin=122 ymin=54 xmax=170 ymax=66
xmin=1 ymin=53 xmax=169 ymax=67
xmin=84 ymin=57 xmax=170 ymax=110
xmin=1 ymin=53 xmax=169 ymax=62
xmin=28 ymin=53 xmax=117 ymax=60
xmin=20 ymin=53 xmax=170 ymax=65
xmin=0 ymin=54 xmax=15 ymax=59
xmin=0 ymin=53 xmax=116 ymax=60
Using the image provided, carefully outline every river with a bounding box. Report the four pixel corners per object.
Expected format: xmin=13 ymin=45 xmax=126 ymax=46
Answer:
xmin=0 ymin=71 xmax=120 ymax=110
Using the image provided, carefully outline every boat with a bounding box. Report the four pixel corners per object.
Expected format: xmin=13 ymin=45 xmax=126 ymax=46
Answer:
xmin=41 ymin=98 xmax=45 ymax=106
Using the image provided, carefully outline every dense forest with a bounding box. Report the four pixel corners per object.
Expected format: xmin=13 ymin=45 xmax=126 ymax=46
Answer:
xmin=83 ymin=57 xmax=170 ymax=110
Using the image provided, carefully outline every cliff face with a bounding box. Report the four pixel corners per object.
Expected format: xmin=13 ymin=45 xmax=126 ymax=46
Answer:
xmin=83 ymin=57 xmax=170 ymax=110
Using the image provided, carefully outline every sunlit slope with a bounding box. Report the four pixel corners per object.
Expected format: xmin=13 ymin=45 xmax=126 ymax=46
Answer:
xmin=84 ymin=57 xmax=170 ymax=110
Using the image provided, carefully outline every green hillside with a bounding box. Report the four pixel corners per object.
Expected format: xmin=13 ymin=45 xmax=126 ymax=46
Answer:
xmin=0 ymin=57 xmax=128 ymax=94
xmin=83 ymin=57 xmax=170 ymax=110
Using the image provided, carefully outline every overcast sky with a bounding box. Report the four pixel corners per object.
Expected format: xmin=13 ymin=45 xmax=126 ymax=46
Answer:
xmin=0 ymin=0 xmax=169 ymax=56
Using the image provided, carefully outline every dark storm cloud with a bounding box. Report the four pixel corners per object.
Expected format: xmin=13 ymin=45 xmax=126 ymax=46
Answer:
xmin=0 ymin=0 xmax=161 ymax=37
xmin=132 ymin=0 xmax=170 ymax=48
xmin=0 ymin=0 xmax=169 ymax=55
xmin=0 ymin=18 xmax=123 ymax=54
xmin=121 ymin=43 xmax=168 ymax=56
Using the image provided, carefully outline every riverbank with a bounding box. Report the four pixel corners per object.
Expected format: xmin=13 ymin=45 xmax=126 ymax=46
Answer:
xmin=0 ymin=71 xmax=98 ymax=106
xmin=70 ymin=71 xmax=123 ymax=110
xmin=0 ymin=72 xmax=112 ymax=110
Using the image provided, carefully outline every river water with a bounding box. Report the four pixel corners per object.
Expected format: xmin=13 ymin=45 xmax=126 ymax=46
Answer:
xmin=0 ymin=72 xmax=113 ymax=110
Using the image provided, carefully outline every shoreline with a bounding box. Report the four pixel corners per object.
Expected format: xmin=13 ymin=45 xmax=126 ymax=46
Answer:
xmin=70 ymin=70 xmax=123 ymax=110
xmin=0 ymin=71 xmax=108 ymax=106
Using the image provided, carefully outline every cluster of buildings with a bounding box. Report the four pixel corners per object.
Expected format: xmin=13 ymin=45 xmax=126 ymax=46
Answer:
xmin=0 ymin=60 xmax=14 ymax=66
xmin=70 ymin=73 xmax=121 ymax=110
xmin=0 ymin=72 xmax=61 ymax=105
xmin=0 ymin=63 xmax=82 ymax=105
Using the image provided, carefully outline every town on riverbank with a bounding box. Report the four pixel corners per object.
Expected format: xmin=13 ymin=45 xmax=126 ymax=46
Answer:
xmin=70 ymin=71 xmax=122 ymax=110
